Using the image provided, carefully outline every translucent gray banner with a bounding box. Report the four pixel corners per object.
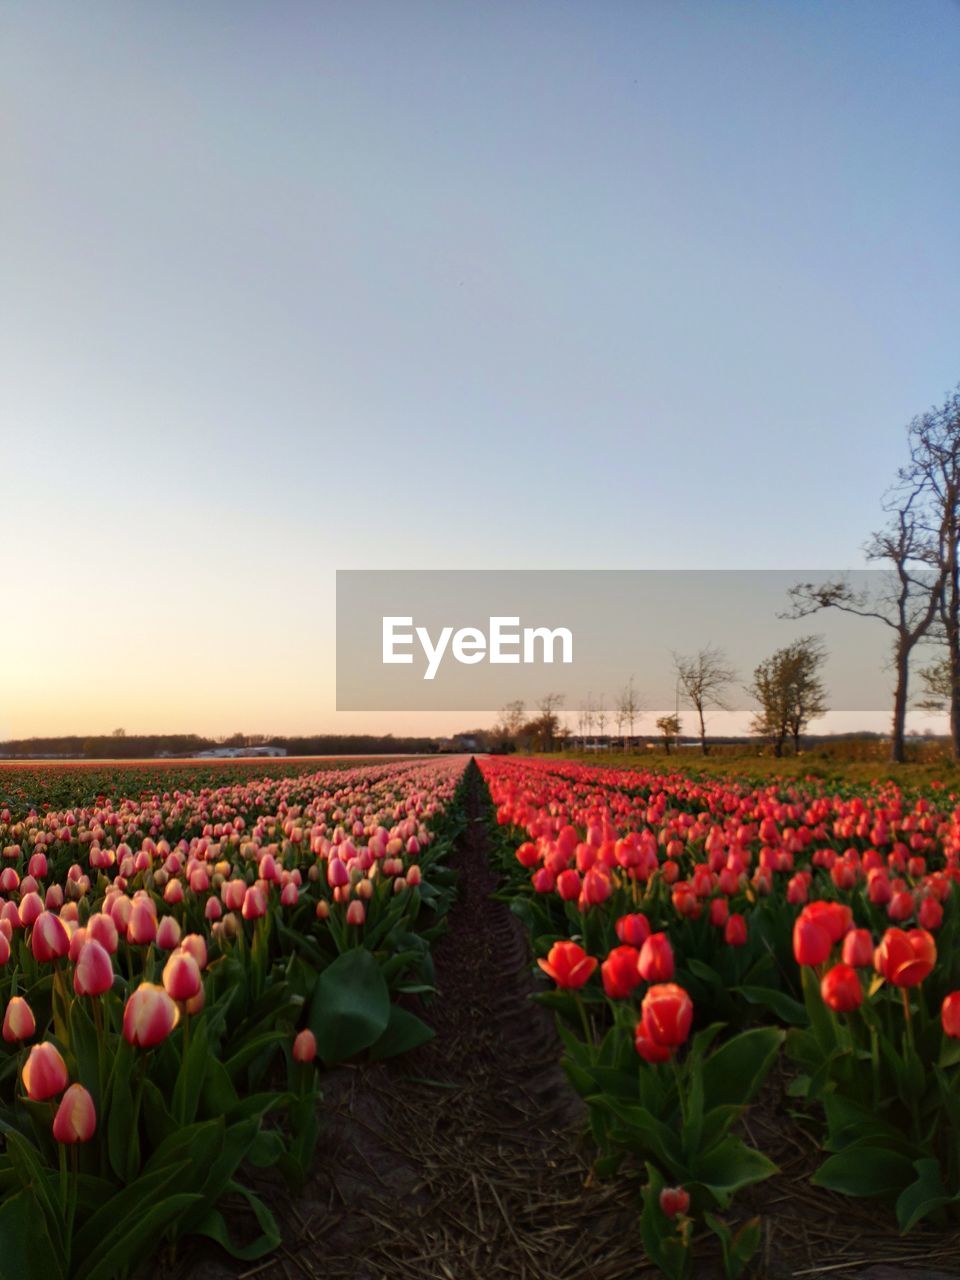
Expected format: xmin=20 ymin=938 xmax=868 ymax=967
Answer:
xmin=336 ymin=570 xmax=933 ymax=714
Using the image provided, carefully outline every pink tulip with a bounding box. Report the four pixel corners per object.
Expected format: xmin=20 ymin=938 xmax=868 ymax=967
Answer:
xmin=21 ymin=1042 xmax=68 ymax=1101
xmin=293 ymin=1028 xmax=317 ymax=1063
xmin=3 ymin=996 xmax=36 ymax=1043
xmin=162 ymin=950 xmax=202 ymax=1002
xmin=123 ymin=983 xmax=180 ymax=1049
xmin=73 ymin=939 xmax=114 ymax=997
xmin=53 ymin=1084 xmax=96 ymax=1144
xmin=31 ymin=911 xmax=70 ymax=962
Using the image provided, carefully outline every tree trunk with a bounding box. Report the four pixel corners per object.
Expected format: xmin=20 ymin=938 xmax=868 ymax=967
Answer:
xmin=948 ymin=562 xmax=960 ymax=761
xmin=891 ymin=644 xmax=910 ymax=764
xmin=699 ymin=706 xmax=708 ymax=756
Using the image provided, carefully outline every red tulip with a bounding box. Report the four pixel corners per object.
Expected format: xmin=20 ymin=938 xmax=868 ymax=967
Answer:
xmin=634 ymin=1017 xmax=672 ymax=1063
xmin=841 ymin=928 xmax=873 ymax=968
xmin=555 ymin=869 xmax=581 ymax=902
xmin=724 ymin=914 xmax=748 ymax=947
xmin=793 ymin=915 xmax=831 ymax=967
xmin=123 ymin=982 xmax=180 ymax=1048
xmin=874 ymin=928 xmax=936 ymax=988
xmin=615 ymin=913 xmax=651 ymax=947
xmin=293 ymin=1028 xmax=317 ymax=1063
xmin=2 ymin=996 xmax=36 ymax=1043
xmin=918 ymin=897 xmax=943 ymax=931
xmin=659 ymin=1186 xmax=690 ymax=1218
xmin=709 ymin=897 xmax=729 ymax=930
xmin=821 ymin=963 xmax=862 ymax=1013
xmin=537 ymin=941 xmax=597 ymax=990
xmin=53 ymin=1084 xmax=97 ymax=1144
xmin=601 ymin=945 xmax=642 ymax=999
xmin=942 ymin=992 xmax=960 ymax=1039
xmin=21 ymin=1042 xmax=68 ymax=1101
xmin=73 ymin=940 xmax=114 ymax=997
xmin=802 ymin=900 xmax=852 ymax=945
xmin=641 ymin=983 xmax=694 ymax=1048
xmin=638 ymin=932 xmax=674 ymax=982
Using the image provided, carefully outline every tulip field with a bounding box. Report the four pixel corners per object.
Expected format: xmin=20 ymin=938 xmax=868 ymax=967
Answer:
xmin=480 ymin=755 xmax=960 ymax=1278
xmin=0 ymin=756 xmax=467 ymax=1279
xmin=5 ymin=752 xmax=960 ymax=1278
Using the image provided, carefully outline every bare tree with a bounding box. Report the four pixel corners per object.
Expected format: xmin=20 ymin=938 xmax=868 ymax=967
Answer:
xmin=786 ymin=486 xmax=944 ymax=763
xmin=581 ymin=693 xmax=597 ymax=745
xmin=616 ymin=677 xmax=643 ymax=749
xmin=673 ymin=646 xmax=736 ymax=756
xmin=915 ymin=654 xmax=952 ymax=713
xmin=656 ymin=714 xmax=680 ymax=755
xmin=899 ymin=387 xmax=960 ymax=757
xmin=535 ymin=693 xmax=565 ymax=751
xmin=500 ymin=700 xmax=527 ymax=737
xmin=749 ymin=637 xmax=828 ymax=757
xmin=595 ymin=696 xmax=607 ymax=748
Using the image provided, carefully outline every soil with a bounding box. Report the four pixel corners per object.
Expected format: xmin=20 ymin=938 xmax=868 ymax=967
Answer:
xmin=154 ymin=763 xmax=960 ymax=1280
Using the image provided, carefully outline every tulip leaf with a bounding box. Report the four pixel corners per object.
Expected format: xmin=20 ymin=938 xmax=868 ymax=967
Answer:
xmin=308 ymin=947 xmax=391 ymax=1065
xmin=811 ymin=1142 xmax=916 ymax=1199
xmin=194 ymin=1179 xmax=282 ymax=1260
xmin=896 ymin=1158 xmax=955 ymax=1232
xmin=733 ymin=984 xmax=807 ymax=1026
xmin=172 ymin=1017 xmax=210 ymax=1125
xmin=701 ymin=1026 xmax=784 ymax=1110
xmin=106 ymin=1042 xmax=136 ymax=1182
xmin=76 ymin=1192 xmax=203 ymax=1280
xmin=368 ymin=1005 xmax=435 ymax=1061
xmin=692 ymin=1136 xmax=779 ymax=1205
xmin=73 ymin=1161 xmax=195 ymax=1267
xmin=0 ymin=1189 xmax=65 ymax=1280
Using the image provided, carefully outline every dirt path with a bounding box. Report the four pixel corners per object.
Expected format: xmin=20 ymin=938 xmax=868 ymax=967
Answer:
xmin=164 ymin=760 xmax=646 ymax=1280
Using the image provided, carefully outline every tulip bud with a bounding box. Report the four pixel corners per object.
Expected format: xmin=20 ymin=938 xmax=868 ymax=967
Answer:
xmin=123 ymin=983 xmax=180 ymax=1048
xmin=641 ymin=984 xmax=694 ymax=1048
xmin=724 ymin=913 xmax=748 ymax=947
xmin=162 ymin=950 xmax=202 ymax=1002
xmin=241 ymin=886 xmax=267 ymax=920
xmin=659 ymin=1186 xmax=690 ymax=1219
xmin=73 ymin=939 xmax=115 ymax=997
xmin=3 ymin=996 xmax=36 ymax=1042
xmin=21 ymin=1041 xmax=68 ymax=1101
xmin=293 ymin=1028 xmax=317 ymax=1063
xmin=156 ymin=916 xmax=182 ymax=950
xmin=52 ymin=1083 xmax=97 ymax=1144
xmin=638 ymin=933 xmax=674 ymax=983
xmin=31 ymin=911 xmax=70 ymax=963
xmin=346 ymin=899 xmax=366 ymax=927
xmin=180 ymin=933 xmax=208 ymax=970
xmin=820 ymin=963 xmax=862 ymax=1013
xmin=942 ymin=991 xmax=960 ymax=1039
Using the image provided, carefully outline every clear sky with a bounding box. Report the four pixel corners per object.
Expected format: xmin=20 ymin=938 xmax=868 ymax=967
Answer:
xmin=3 ymin=1 xmax=959 ymax=739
